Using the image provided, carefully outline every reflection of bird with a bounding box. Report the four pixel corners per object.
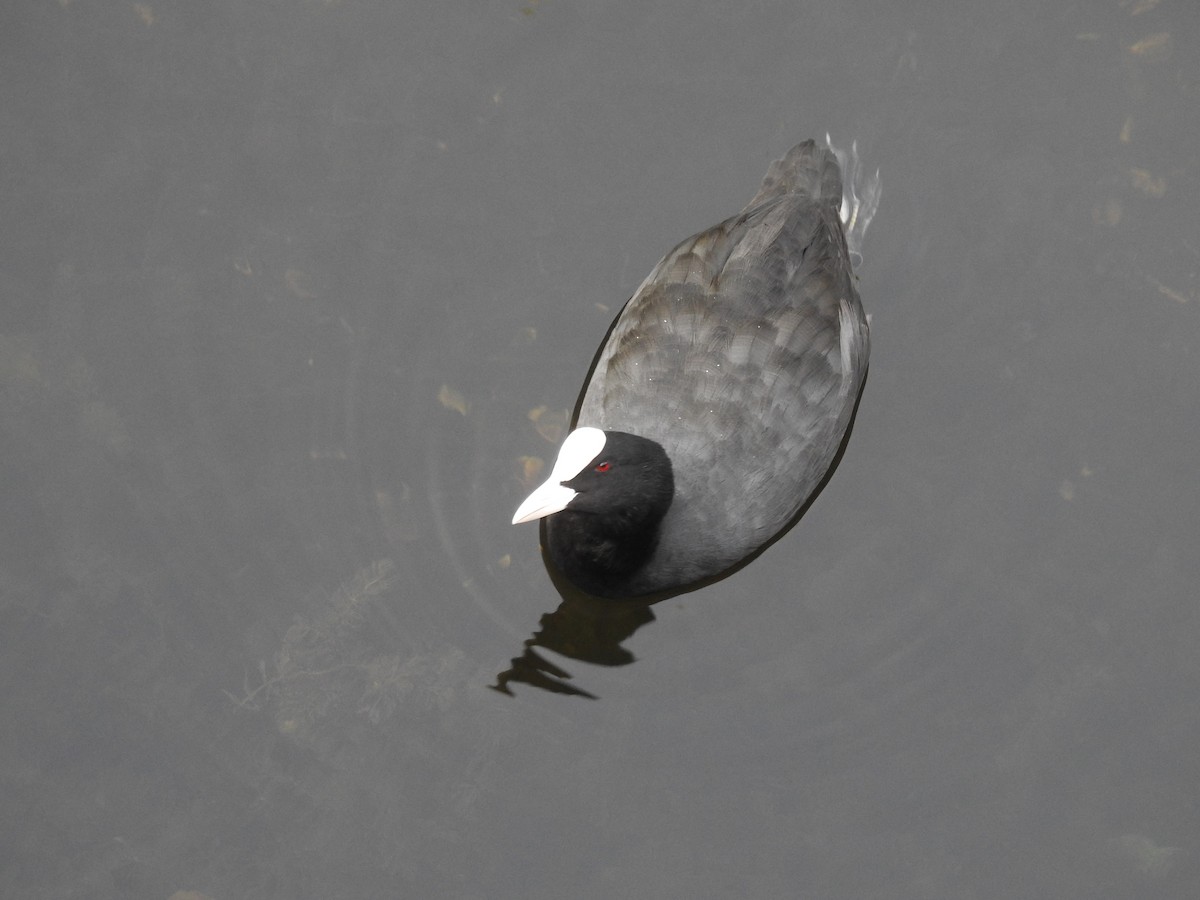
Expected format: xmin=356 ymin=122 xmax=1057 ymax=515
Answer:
xmin=490 ymin=594 xmax=656 ymax=699
xmin=514 ymin=140 xmax=879 ymax=599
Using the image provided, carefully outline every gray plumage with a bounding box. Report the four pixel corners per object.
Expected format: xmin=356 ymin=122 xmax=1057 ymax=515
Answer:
xmin=567 ymin=140 xmax=870 ymax=596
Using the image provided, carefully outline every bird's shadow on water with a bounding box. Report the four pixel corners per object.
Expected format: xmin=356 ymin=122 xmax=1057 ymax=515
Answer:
xmin=492 ymin=369 xmax=870 ymax=700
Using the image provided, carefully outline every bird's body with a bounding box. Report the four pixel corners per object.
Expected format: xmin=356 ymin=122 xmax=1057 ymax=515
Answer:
xmin=514 ymin=140 xmax=878 ymax=599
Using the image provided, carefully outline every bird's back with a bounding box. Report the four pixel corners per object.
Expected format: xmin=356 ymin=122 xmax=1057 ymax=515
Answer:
xmin=574 ymin=141 xmax=870 ymax=594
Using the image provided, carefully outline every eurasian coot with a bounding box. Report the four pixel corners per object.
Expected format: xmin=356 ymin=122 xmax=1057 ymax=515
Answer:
xmin=514 ymin=139 xmax=879 ymax=599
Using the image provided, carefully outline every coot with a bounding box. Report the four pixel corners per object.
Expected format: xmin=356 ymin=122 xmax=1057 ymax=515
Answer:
xmin=514 ymin=139 xmax=879 ymax=599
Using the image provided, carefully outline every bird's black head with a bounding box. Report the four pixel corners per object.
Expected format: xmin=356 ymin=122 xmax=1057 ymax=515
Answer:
xmin=559 ymin=431 xmax=674 ymax=530
xmin=512 ymin=428 xmax=675 ymax=598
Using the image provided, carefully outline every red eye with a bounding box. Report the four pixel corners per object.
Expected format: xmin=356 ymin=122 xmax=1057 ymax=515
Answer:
xmin=594 ymin=461 xmax=611 ymax=473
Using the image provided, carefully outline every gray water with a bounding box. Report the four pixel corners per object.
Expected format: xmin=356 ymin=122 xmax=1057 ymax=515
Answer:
xmin=2 ymin=2 xmax=1198 ymax=898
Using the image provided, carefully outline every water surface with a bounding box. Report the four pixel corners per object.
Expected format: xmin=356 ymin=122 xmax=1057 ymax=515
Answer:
xmin=1 ymin=1 xmax=1197 ymax=897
